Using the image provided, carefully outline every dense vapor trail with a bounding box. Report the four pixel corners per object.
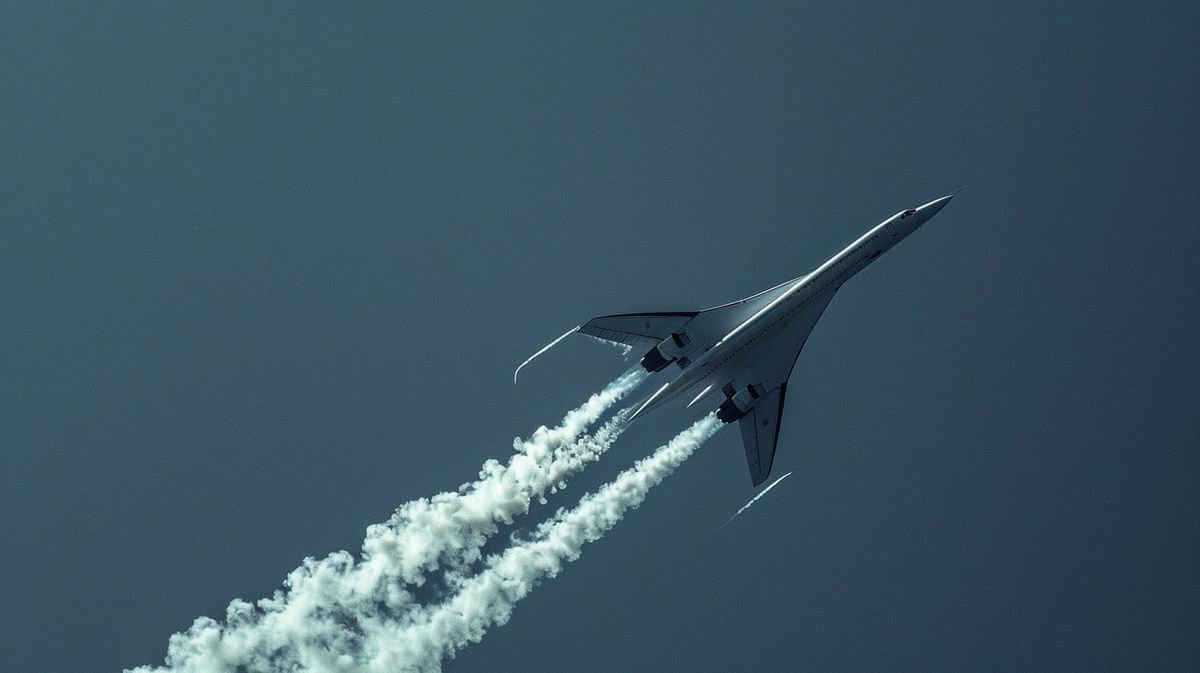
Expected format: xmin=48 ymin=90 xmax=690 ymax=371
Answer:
xmin=129 ymin=369 xmax=646 ymax=673
xmin=710 ymin=471 xmax=793 ymax=534
xmin=382 ymin=414 xmax=724 ymax=673
xmin=359 ymin=368 xmax=646 ymax=584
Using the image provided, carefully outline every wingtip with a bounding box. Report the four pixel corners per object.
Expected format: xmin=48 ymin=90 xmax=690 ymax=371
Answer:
xmin=512 ymin=325 xmax=580 ymax=384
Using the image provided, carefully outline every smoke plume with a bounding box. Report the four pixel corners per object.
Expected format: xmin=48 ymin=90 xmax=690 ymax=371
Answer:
xmin=380 ymin=414 xmax=723 ymax=672
xmin=128 ymin=368 xmax=646 ymax=673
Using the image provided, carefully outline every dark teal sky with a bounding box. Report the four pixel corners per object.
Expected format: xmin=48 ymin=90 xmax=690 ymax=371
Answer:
xmin=2 ymin=2 xmax=1197 ymax=671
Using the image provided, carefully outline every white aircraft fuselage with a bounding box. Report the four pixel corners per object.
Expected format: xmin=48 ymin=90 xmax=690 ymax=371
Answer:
xmin=521 ymin=192 xmax=957 ymax=484
xmin=632 ymin=193 xmax=956 ymax=421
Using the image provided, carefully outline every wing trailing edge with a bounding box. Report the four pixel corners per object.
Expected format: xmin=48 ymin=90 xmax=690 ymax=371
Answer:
xmin=576 ymin=311 xmax=698 ymax=352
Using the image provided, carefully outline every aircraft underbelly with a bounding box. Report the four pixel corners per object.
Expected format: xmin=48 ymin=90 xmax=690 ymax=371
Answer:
xmin=721 ymin=287 xmax=836 ymax=390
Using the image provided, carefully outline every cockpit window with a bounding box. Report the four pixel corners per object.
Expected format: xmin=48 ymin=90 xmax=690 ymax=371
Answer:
xmin=900 ymin=208 xmax=917 ymax=219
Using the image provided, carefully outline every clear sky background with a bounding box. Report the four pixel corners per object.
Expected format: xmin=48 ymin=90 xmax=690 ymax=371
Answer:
xmin=2 ymin=2 xmax=1197 ymax=671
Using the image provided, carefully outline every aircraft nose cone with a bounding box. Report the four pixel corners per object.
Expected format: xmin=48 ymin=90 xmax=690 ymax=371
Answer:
xmin=917 ymin=193 xmax=955 ymax=218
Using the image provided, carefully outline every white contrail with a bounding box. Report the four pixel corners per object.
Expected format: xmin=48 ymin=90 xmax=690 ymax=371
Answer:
xmin=379 ymin=414 xmax=724 ymax=673
xmin=128 ymin=368 xmax=646 ymax=673
xmin=513 ymin=326 xmax=579 ymax=382
xmin=711 ymin=471 xmax=793 ymax=533
xmin=600 ymin=339 xmax=634 ymax=357
xmin=358 ymin=369 xmax=646 ymax=585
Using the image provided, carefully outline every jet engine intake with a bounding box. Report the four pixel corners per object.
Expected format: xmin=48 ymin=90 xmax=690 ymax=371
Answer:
xmin=716 ymin=399 xmax=745 ymax=423
xmin=716 ymin=384 xmax=761 ymax=424
xmin=639 ymin=346 xmax=672 ymax=372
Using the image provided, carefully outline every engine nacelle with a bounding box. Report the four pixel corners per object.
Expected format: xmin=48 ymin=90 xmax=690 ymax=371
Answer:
xmin=639 ymin=345 xmax=671 ymax=372
xmin=716 ymin=384 xmax=761 ymax=423
xmin=639 ymin=332 xmax=692 ymax=373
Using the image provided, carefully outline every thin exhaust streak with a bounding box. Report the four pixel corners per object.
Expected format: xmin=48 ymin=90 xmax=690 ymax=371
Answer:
xmin=710 ymin=471 xmax=793 ymax=534
xmin=513 ymin=326 xmax=579 ymax=382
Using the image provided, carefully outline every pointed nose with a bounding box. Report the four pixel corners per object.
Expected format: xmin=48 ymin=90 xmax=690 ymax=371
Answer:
xmin=916 ymin=193 xmax=955 ymax=219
